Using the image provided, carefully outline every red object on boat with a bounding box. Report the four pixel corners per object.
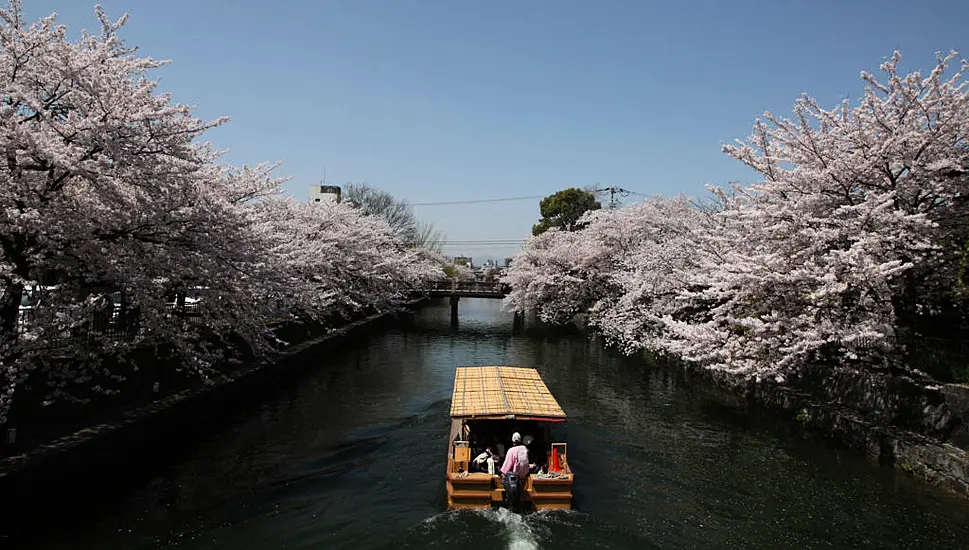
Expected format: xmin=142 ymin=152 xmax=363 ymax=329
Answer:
xmin=550 ymin=447 xmax=561 ymax=472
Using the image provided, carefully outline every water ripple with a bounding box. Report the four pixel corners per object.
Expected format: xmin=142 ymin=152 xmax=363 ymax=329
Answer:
xmin=5 ymin=299 xmax=969 ymax=549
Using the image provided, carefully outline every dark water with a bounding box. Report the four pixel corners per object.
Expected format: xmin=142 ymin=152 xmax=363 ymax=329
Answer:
xmin=4 ymin=299 xmax=969 ymax=549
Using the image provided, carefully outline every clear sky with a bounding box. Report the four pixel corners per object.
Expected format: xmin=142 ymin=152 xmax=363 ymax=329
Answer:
xmin=21 ymin=0 xmax=969 ymax=262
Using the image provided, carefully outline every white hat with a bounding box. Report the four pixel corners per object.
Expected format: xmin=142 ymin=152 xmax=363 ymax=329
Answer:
xmin=511 ymin=432 xmax=522 ymax=444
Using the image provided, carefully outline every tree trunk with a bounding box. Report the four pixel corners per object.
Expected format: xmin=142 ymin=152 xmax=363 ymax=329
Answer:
xmin=0 ymin=279 xmax=22 ymax=338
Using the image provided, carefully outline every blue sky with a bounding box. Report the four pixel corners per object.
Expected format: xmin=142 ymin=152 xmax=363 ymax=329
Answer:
xmin=22 ymin=0 xmax=969 ymax=262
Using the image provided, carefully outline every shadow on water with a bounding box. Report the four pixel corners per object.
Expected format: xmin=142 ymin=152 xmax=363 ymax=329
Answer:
xmin=3 ymin=298 xmax=969 ymax=549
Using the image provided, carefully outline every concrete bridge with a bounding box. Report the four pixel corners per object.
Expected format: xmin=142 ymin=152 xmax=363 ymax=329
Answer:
xmin=422 ymin=280 xmax=523 ymax=327
xmin=424 ymin=280 xmax=509 ymax=299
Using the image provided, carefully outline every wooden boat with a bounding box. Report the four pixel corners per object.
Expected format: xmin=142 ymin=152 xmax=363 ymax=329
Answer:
xmin=446 ymin=366 xmax=574 ymax=511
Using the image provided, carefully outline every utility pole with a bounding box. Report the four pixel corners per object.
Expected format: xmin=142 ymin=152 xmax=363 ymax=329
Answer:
xmin=595 ymin=185 xmax=630 ymax=209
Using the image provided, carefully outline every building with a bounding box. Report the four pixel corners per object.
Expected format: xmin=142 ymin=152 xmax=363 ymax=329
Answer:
xmin=504 ymin=258 xmax=513 ymax=267
xmin=453 ymin=256 xmax=473 ymax=269
xmin=310 ymin=185 xmax=341 ymax=203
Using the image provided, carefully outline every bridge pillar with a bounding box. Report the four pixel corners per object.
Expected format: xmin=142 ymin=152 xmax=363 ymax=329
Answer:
xmin=450 ymin=293 xmax=459 ymax=324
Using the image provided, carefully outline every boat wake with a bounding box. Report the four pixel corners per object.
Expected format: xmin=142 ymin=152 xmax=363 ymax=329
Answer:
xmin=419 ymin=508 xmax=542 ymax=549
xmin=481 ymin=508 xmax=541 ymax=550
xmin=394 ymin=505 xmax=582 ymax=549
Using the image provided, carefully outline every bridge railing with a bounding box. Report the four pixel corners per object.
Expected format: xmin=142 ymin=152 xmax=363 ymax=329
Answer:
xmin=426 ymin=280 xmax=509 ymax=295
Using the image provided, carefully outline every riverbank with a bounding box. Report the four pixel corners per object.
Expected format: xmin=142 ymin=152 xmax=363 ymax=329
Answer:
xmin=565 ymin=300 xmax=969 ymax=497
xmin=0 ymin=299 xmax=427 ymax=498
xmin=572 ymin=304 xmax=969 ymax=498
xmin=566 ymin=308 xmax=969 ymax=495
xmin=648 ymin=352 xmax=969 ymax=497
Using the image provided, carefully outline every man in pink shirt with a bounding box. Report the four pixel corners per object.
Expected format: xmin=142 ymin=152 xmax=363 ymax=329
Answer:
xmin=500 ymin=434 xmax=532 ymax=478
xmin=500 ymin=432 xmax=532 ymax=510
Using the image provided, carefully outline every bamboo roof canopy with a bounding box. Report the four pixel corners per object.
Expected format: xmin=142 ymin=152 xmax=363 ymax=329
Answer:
xmin=449 ymin=366 xmax=566 ymax=420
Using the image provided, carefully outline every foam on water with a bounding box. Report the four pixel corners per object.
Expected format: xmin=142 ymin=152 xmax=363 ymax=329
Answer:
xmin=473 ymin=508 xmax=541 ymax=550
xmin=413 ymin=506 xmax=586 ymax=549
xmin=420 ymin=509 xmax=463 ymax=526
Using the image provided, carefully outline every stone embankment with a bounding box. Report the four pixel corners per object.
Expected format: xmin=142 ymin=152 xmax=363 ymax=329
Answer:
xmin=0 ymin=300 xmax=426 ymax=497
xmin=544 ymin=311 xmax=969 ymax=496
xmin=696 ymin=363 xmax=969 ymax=496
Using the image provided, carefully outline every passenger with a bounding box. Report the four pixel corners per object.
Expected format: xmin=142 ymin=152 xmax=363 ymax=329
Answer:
xmin=473 ymin=446 xmax=499 ymax=475
xmin=486 ymin=436 xmax=506 ymax=465
xmin=500 ymin=432 xmax=532 ymax=511
xmin=522 ymin=435 xmax=539 ymax=473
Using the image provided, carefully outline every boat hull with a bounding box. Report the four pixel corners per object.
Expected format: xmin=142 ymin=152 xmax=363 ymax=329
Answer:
xmin=445 ymin=470 xmax=574 ymax=511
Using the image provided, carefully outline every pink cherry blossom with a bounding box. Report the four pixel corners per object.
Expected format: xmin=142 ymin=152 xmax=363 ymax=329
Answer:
xmin=0 ymin=2 xmax=439 ymax=424
xmin=506 ymin=51 xmax=969 ymax=382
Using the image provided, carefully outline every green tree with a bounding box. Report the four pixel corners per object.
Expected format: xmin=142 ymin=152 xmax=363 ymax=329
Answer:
xmin=532 ymin=187 xmax=601 ymax=236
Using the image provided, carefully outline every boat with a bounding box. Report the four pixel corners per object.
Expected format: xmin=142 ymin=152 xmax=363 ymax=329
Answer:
xmin=445 ymin=365 xmax=574 ymax=511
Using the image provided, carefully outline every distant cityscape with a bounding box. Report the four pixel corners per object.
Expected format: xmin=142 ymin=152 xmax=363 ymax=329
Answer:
xmin=449 ymin=256 xmax=511 ymax=270
xmin=447 ymin=256 xmax=512 ymax=281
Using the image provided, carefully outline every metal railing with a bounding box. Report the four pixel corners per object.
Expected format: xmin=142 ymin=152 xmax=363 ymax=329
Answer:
xmin=426 ymin=280 xmax=509 ymax=295
xmin=15 ymin=303 xmax=204 ymax=342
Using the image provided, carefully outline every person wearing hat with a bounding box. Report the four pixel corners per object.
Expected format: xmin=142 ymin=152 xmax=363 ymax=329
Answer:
xmin=500 ymin=432 xmax=532 ymax=510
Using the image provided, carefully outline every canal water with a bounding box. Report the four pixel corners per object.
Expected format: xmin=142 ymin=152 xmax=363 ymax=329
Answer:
xmin=4 ymin=299 xmax=969 ymax=549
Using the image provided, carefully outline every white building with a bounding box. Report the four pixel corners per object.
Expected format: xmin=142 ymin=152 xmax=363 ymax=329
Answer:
xmin=310 ymin=185 xmax=341 ymax=203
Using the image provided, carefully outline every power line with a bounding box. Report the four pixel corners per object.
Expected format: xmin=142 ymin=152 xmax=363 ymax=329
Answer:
xmin=590 ymin=185 xmax=649 ymax=196
xmin=437 ymin=239 xmax=528 ymax=243
xmin=437 ymin=241 xmax=529 ymax=247
xmin=411 ymin=189 xmax=649 ymax=208
xmin=411 ymin=195 xmax=545 ymax=206
xmin=440 ymin=243 xmax=527 ymax=247
xmin=591 ymin=185 xmax=650 ymax=208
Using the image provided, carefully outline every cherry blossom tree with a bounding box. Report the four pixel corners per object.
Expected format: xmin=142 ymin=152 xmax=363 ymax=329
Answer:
xmin=502 ymin=229 xmax=593 ymax=323
xmin=586 ymin=196 xmax=713 ymax=355
xmin=659 ymin=51 xmax=969 ymax=379
xmin=0 ymin=2 xmax=439 ymax=424
xmin=252 ymin=197 xmax=440 ymax=320
xmin=504 ymin=195 xmax=708 ymax=328
xmin=505 ymin=51 xmax=969 ymax=382
xmin=0 ymin=2 xmax=253 ymax=420
xmin=503 ymin=198 xmax=679 ymax=324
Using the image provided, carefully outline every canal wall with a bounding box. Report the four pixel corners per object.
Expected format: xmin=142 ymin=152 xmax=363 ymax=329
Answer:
xmin=0 ymin=300 xmax=426 ymax=498
xmin=539 ymin=310 xmax=969 ymax=497
xmin=691 ymin=363 xmax=969 ymax=496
